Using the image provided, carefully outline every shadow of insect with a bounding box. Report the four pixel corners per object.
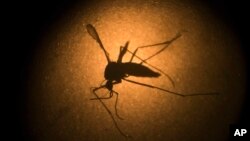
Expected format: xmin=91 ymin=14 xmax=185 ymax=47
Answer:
xmin=86 ymin=24 xmax=218 ymax=138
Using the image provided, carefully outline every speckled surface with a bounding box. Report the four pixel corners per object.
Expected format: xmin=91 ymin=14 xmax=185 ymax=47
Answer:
xmin=25 ymin=0 xmax=246 ymax=140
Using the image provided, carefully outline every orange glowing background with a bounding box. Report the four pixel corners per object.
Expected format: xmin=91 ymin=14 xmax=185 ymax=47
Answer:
xmin=26 ymin=0 xmax=246 ymax=140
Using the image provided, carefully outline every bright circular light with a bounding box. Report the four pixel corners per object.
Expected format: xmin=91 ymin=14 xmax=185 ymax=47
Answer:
xmin=26 ymin=0 xmax=246 ymax=141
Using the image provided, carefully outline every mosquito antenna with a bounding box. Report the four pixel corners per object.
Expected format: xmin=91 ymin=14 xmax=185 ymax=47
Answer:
xmin=123 ymin=78 xmax=219 ymax=97
xmin=86 ymin=24 xmax=111 ymax=63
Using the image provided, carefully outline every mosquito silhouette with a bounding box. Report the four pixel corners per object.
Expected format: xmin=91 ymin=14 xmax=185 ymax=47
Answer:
xmin=86 ymin=24 xmax=218 ymax=138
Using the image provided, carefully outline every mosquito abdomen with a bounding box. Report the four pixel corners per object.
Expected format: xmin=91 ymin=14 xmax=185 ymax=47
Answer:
xmin=122 ymin=62 xmax=160 ymax=77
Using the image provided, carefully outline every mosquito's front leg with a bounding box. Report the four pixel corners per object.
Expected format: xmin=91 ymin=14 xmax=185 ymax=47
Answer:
xmin=90 ymin=90 xmax=113 ymax=100
xmin=90 ymin=80 xmax=121 ymax=100
xmin=112 ymin=90 xmax=124 ymax=120
xmin=91 ymin=86 xmax=129 ymax=138
xmin=91 ymin=89 xmax=123 ymax=120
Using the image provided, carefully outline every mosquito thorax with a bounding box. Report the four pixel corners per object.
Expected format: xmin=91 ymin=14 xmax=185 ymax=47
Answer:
xmin=104 ymin=62 xmax=126 ymax=81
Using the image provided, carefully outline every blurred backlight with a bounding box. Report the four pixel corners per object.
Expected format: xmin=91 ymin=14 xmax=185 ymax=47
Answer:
xmin=26 ymin=0 xmax=246 ymax=141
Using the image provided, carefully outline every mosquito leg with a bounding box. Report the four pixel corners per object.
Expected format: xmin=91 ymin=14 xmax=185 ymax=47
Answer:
xmin=89 ymin=86 xmax=105 ymax=100
xmin=140 ymin=32 xmax=182 ymax=64
xmin=90 ymin=80 xmax=121 ymax=100
xmin=92 ymin=86 xmax=130 ymax=138
xmin=123 ymin=78 xmax=219 ymax=97
xmin=124 ymin=32 xmax=184 ymax=88
xmin=130 ymin=32 xmax=183 ymax=63
xmin=94 ymin=81 xmax=124 ymax=120
xmin=112 ymin=90 xmax=124 ymax=120
xmin=99 ymin=80 xmax=106 ymax=86
xmin=90 ymin=90 xmax=113 ymax=100
xmin=129 ymin=48 xmax=139 ymax=62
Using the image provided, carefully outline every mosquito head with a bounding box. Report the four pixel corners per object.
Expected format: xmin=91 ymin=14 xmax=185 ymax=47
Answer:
xmin=105 ymin=80 xmax=113 ymax=91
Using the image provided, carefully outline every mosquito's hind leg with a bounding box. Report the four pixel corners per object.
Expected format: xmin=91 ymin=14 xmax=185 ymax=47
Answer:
xmin=130 ymin=32 xmax=183 ymax=63
xmin=124 ymin=32 xmax=184 ymax=87
xmin=123 ymin=78 xmax=219 ymax=97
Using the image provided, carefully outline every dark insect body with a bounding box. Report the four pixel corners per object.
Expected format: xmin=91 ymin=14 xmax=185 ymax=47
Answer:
xmin=86 ymin=24 xmax=218 ymax=138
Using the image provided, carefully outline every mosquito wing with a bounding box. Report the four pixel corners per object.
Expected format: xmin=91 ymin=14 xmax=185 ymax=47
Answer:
xmin=86 ymin=24 xmax=111 ymax=63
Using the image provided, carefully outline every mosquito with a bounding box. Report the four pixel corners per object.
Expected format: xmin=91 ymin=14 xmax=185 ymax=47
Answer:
xmin=86 ymin=24 xmax=218 ymax=138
